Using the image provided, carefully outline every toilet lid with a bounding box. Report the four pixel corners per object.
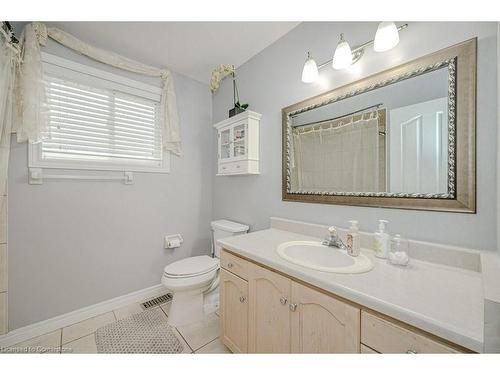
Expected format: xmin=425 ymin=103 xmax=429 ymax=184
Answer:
xmin=163 ymin=255 xmax=219 ymax=278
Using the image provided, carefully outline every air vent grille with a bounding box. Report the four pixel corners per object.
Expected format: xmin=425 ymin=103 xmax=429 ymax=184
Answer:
xmin=141 ymin=293 xmax=173 ymax=310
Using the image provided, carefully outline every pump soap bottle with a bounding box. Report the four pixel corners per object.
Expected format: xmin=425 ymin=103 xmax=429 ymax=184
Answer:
xmin=346 ymin=220 xmax=360 ymax=257
xmin=373 ymin=220 xmax=390 ymax=259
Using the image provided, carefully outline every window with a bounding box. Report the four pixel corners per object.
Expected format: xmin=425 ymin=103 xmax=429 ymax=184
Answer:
xmin=29 ymin=53 xmax=169 ymax=173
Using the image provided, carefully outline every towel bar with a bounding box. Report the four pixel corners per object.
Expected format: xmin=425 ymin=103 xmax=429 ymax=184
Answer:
xmin=29 ymin=168 xmax=134 ymax=185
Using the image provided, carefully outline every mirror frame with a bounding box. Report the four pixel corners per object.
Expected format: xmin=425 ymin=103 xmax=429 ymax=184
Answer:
xmin=282 ymin=38 xmax=477 ymax=213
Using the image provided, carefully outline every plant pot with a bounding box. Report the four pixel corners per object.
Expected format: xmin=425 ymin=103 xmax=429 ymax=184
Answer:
xmin=229 ymin=106 xmax=246 ymax=118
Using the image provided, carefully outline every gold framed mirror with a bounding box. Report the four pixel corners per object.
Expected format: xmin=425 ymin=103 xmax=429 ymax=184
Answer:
xmin=282 ymin=38 xmax=476 ymax=213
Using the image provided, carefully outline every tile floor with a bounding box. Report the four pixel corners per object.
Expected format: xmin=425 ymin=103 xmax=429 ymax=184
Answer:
xmin=3 ymin=294 xmax=230 ymax=354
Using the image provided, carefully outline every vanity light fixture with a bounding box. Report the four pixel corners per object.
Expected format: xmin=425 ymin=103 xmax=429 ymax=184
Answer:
xmin=301 ymin=52 xmax=319 ymax=83
xmin=332 ymin=34 xmax=353 ymax=70
xmin=301 ymin=22 xmax=408 ymax=83
xmin=374 ymin=22 xmax=400 ymax=52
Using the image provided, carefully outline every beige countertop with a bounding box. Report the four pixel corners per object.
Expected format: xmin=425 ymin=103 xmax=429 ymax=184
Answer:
xmin=218 ymin=227 xmax=484 ymax=352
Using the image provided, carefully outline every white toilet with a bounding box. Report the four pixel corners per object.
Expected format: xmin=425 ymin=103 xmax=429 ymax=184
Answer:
xmin=161 ymin=220 xmax=249 ymax=327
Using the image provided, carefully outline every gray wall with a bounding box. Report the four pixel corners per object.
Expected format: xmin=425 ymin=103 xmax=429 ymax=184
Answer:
xmin=8 ymin=39 xmax=213 ymax=329
xmin=212 ymin=22 xmax=498 ymax=251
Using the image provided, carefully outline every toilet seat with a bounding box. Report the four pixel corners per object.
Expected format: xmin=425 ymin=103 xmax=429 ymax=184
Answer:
xmin=163 ymin=255 xmax=219 ymax=279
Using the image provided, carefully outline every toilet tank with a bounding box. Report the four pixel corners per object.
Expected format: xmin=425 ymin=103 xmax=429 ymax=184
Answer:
xmin=211 ymin=220 xmax=249 ymax=258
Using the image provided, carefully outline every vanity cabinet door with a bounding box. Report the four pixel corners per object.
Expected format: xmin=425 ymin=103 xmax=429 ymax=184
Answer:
xmin=248 ymin=263 xmax=291 ymax=353
xmin=220 ymin=269 xmax=248 ymax=353
xmin=290 ymin=281 xmax=361 ymax=353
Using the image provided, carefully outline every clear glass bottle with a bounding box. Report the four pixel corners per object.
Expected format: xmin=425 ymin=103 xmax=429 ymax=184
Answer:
xmin=388 ymin=234 xmax=409 ymax=266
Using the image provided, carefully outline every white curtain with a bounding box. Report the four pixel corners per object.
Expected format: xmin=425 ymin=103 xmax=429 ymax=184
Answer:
xmin=15 ymin=22 xmax=182 ymax=156
xmin=0 ymin=25 xmax=20 ymax=334
xmin=291 ymin=114 xmax=381 ymax=192
xmin=14 ymin=23 xmax=49 ymax=144
xmin=0 ymin=28 xmax=19 ymax=195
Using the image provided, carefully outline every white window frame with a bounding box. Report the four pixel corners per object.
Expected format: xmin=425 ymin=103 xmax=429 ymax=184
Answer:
xmin=28 ymin=52 xmax=170 ymax=174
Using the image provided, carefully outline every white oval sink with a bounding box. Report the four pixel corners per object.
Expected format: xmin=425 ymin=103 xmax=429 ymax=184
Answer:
xmin=276 ymin=241 xmax=373 ymax=274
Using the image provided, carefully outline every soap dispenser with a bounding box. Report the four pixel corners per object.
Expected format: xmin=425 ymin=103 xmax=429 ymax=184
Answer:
xmin=373 ymin=220 xmax=390 ymax=259
xmin=346 ymin=220 xmax=360 ymax=257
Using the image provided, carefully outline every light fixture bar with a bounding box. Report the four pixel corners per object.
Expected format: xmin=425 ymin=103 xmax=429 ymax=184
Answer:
xmin=317 ymin=23 xmax=408 ymax=70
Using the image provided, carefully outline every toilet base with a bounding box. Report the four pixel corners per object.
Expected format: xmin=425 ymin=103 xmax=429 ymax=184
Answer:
xmin=167 ymin=286 xmax=220 ymax=327
xmin=203 ymin=286 xmax=220 ymax=315
xmin=167 ymin=289 xmax=205 ymax=327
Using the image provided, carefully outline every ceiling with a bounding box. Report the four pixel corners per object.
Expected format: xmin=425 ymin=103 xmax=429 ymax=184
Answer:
xmin=39 ymin=22 xmax=300 ymax=83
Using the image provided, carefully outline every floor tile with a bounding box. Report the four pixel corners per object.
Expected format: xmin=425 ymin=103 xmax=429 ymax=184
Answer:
xmin=5 ymin=330 xmax=61 ymax=354
xmin=173 ymin=328 xmax=194 ymax=354
xmin=154 ymin=306 xmax=191 ymax=353
xmin=62 ymin=311 xmax=115 ymax=344
xmin=195 ymin=338 xmax=231 ymax=354
xmin=159 ymin=301 xmax=171 ymax=316
xmin=62 ymin=334 xmax=97 ymax=354
xmin=113 ymin=303 xmax=143 ymax=321
xmin=176 ymin=313 xmax=219 ymax=351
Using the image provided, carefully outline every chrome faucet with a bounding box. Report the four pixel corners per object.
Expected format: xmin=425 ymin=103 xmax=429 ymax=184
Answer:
xmin=322 ymin=226 xmax=347 ymax=250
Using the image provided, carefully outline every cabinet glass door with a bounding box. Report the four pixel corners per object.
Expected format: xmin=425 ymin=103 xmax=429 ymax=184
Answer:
xmin=220 ymin=128 xmax=231 ymax=159
xmin=233 ymin=124 xmax=246 ymax=157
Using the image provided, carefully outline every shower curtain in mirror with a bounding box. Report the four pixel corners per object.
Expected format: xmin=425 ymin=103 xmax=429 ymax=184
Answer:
xmin=292 ymin=113 xmax=381 ymax=193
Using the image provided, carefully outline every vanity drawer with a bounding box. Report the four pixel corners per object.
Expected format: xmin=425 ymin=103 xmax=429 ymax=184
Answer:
xmin=218 ymin=161 xmax=245 ymax=174
xmin=220 ymin=250 xmax=250 ymax=280
xmin=361 ymin=311 xmax=459 ymax=353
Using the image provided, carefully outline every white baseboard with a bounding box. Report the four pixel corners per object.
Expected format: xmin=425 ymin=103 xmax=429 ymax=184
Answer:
xmin=0 ymin=284 xmax=167 ymax=348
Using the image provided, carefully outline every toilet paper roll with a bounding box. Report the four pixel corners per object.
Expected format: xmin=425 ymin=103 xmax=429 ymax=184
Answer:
xmin=168 ymin=238 xmax=181 ymax=248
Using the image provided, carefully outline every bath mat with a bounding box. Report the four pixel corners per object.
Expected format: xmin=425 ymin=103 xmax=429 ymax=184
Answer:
xmin=95 ymin=308 xmax=184 ymax=354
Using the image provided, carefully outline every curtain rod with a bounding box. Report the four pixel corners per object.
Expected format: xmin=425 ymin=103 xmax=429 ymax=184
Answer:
xmin=1 ymin=21 xmax=19 ymax=44
xmin=292 ymin=103 xmax=384 ymax=128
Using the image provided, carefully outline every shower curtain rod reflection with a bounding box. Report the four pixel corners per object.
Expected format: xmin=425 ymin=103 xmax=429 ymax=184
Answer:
xmin=292 ymin=103 xmax=384 ymax=128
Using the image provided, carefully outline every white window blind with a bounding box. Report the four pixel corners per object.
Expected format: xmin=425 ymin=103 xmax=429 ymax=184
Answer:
xmin=43 ymin=75 xmax=162 ymax=164
xmin=29 ymin=53 xmax=169 ymax=174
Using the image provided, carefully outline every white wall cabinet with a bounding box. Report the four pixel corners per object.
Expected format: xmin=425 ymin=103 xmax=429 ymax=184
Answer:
xmin=213 ymin=111 xmax=261 ymax=176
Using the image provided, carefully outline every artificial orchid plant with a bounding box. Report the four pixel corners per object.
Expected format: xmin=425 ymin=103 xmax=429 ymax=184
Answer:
xmin=210 ymin=64 xmax=248 ymax=114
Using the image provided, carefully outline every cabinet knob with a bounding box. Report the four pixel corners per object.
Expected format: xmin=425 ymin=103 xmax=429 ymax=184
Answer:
xmin=280 ymin=297 xmax=288 ymax=305
xmin=227 ymin=262 xmax=233 ymax=268
xmin=406 ymin=349 xmax=417 ymax=354
xmin=289 ymin=303 xmax=297 ymax=312
xmin=239 ymin=296 xmax=246 ymax=303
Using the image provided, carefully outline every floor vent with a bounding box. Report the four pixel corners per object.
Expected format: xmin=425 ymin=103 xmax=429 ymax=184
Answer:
xmin=141 ymin=294 xmax=173 ymax=310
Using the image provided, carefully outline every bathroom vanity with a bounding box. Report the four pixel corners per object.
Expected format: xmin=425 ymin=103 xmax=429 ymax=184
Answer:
xmin=217 ymin=218 xmax=498 ymax=354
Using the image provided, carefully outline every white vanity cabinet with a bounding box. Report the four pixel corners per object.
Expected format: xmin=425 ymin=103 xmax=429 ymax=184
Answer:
xmin=213 ymin=111 xmax=261 ymax=176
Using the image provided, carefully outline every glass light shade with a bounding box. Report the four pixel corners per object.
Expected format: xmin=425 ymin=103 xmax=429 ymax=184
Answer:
xmin=332 ymin=34 xmax=353 ymax=70
xmin=301 ymin=52 xmax=319 ymax=83
xmin=374 ymin=22 xmax=400 ymax=52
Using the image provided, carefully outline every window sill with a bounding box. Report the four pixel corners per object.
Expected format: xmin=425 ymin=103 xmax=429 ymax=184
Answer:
xmin=29 ymin=143 xmax=171 ymax=175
